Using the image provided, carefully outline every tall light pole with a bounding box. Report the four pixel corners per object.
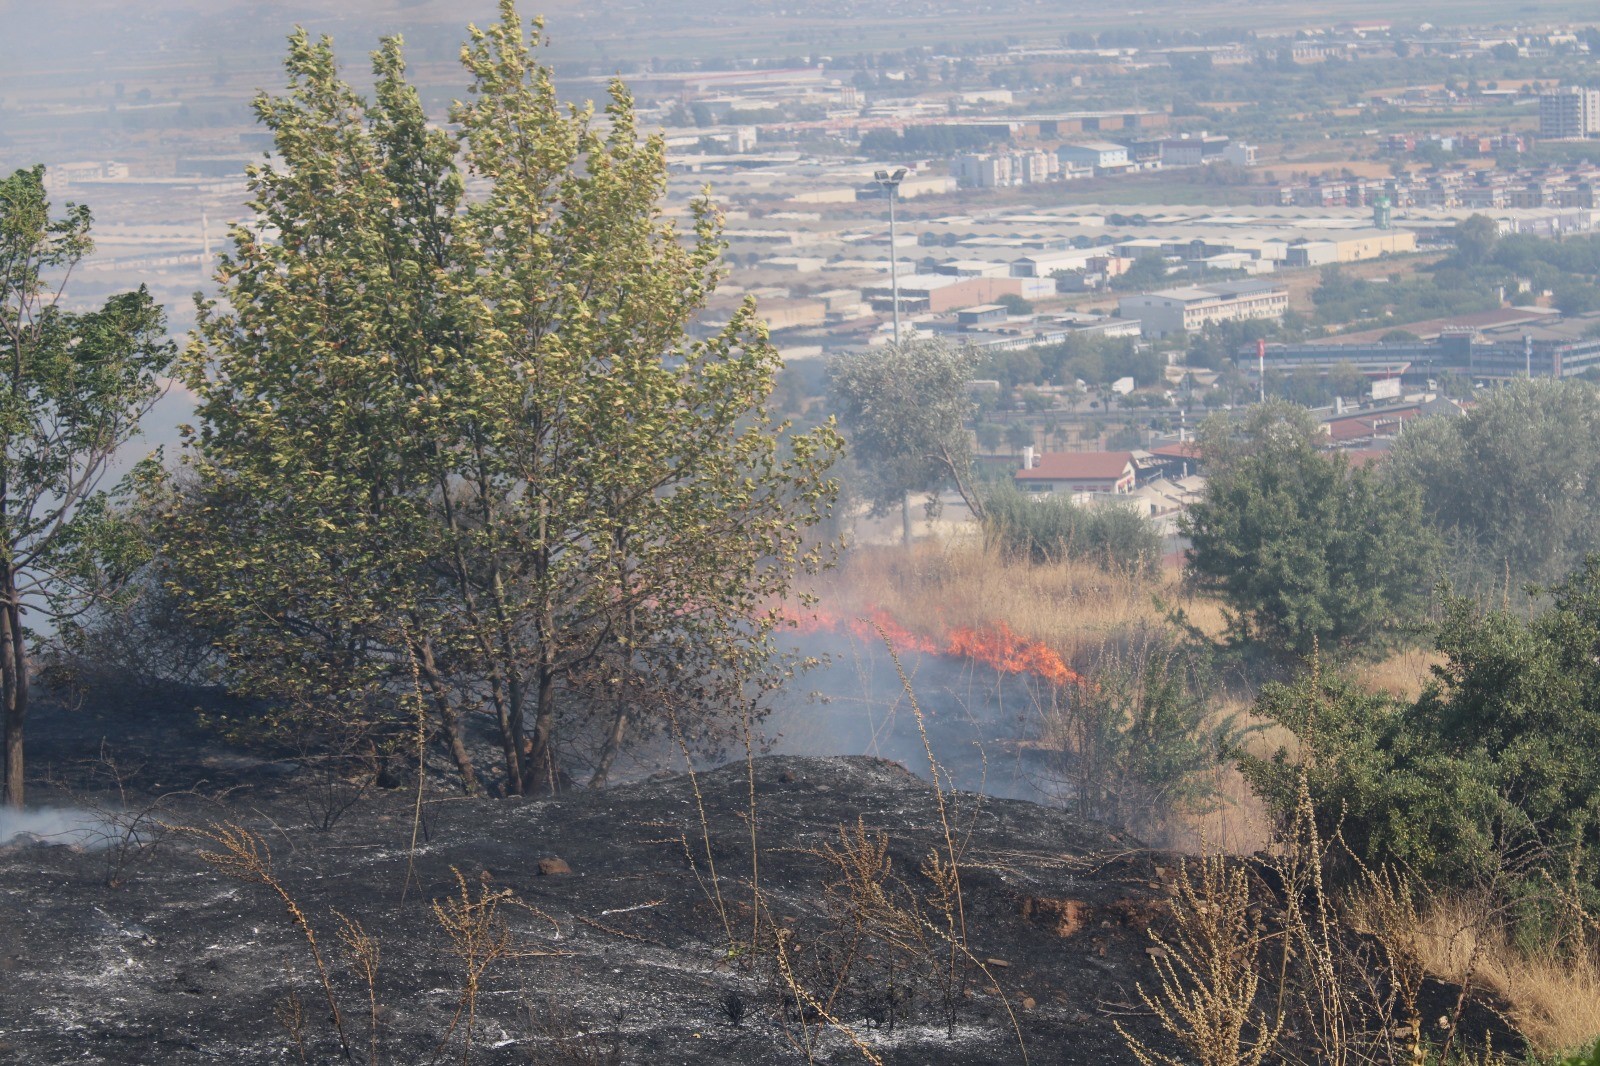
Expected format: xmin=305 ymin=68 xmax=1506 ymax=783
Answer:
xmin=874 ymin=167 xmax=907 ymax=345
xmin=1257 ymin=337 xmax=1266 ymax=405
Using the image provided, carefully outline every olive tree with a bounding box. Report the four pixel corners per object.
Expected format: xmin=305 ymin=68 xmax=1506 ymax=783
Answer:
xmin=828 ymin=337 xmax=982 ymax=545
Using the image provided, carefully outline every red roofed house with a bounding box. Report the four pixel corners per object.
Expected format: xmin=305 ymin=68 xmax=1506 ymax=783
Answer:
xmin=1015 ymin=450 xmax=1137 ymax=495
xmin=1146 ymin=439 xmax=1206 ymax=478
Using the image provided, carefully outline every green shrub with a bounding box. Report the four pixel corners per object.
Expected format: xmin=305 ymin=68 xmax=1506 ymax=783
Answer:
xmin=982 ymin=481 xmax=1163 ymax=575
xmin=1241 ymin=557 xmax=1600 ymax=914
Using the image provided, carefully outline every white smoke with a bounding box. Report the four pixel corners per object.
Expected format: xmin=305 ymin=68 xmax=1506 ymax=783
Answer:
xmin=0 ymin=807 xmax=116 ymax=848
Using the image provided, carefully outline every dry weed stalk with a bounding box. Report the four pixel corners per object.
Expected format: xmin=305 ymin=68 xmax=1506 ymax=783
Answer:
xmin=1117 ymin=772 xmax=1517 ymax=1066
xmin=1274 ymin=776 xmax=1360 ymax=1066
xmin=663 ymin=703 xmax=739 ymax=956
xmin=188 ymin=821 xmax=564 ymax=1066
xmin=874 ymin=623 xmax=1029 ymax=1063
xmin=400 ymin=621 xmax=429 ymax=905
xmin=807 ymin=818 xmax=932 ymax=1024
xmin=187 ymin=823 xmax=355 ymax=1062
xmin=276 ymin=985 xmax=310 ymax=1065
xmin=430 ymin=867 xmax=527 ymax=1065
xmin=333 ymin=910 xmax=383 ymax=1066
xmin=874 ymin=626 xmax=968 ymax=1018
xmin=1344 ymin=859 xmax=1428 ymax=1066
xmin=1117 ymin=853 xmax=1284 ymax=1066
xmin=772 ymin=924 xmax=886 ymax=1066
xmin=740 ymin=699 xmax=764 ymax=969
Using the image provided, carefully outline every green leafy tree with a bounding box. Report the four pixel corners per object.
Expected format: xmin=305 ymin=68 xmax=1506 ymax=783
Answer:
xmin=1451 ymin=213 xmax=1499 ymax=266
xmin=1555 ymin=280 xmax=1600 ymax=316
xmin=1106 ymin=424 xmax=1143 ymax=451
xmin=1111 ymin=253 xmax=1171 ymax=292
xmin=1183 ymin=401 xmax=1440 ymax=655
xmin=829 ymin=337 xmax=981 ymax=543
xmin=1388 ymin=379 xmax=1600 ymax=591
xmin=0 ymin=167 xmax=174 ymax=806
xmin=1019 ymin=389 xmax=1053 ymax=413
xmin=1326 ymin=360 xmax=1366 ymax=400
xmin=1005 ymin=420 xmax=1035 ymax=454
xmin=162 ymin=6 xmax=839 ymax=797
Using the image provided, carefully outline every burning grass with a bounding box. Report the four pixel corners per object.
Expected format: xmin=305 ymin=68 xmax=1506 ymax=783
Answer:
xmin=794 ymin=542 xmax=1264 ymax=847
xmin=805 ymin=541 xmax=1227 ymax=669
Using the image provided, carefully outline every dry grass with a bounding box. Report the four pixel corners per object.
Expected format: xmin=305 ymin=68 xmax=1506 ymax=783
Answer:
xmin=1357 ymin=647 xmax=1446 ymax=702
xmin=811 ymin=540 xmax=1228 ymax=666
xmin=1166 ymin=757 xmax=1272 ymax=857
xmin=1166 ymin=699 xmax=1304 ymax=856
xmin=1408 ymin=897 xmax=1600 ymax=1057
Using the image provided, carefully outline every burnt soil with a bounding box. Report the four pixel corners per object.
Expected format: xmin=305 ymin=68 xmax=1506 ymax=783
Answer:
xmin=0 ymin=694 xmax=1519 ymax=1065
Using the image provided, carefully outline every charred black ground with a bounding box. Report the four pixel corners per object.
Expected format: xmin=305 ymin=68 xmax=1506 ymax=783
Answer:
xmin=0 ymin=694 xmax=1516 ymax=1065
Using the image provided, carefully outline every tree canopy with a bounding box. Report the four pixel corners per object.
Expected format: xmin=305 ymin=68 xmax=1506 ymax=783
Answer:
xmin=828 ymin=337 xmax=980 ymax=541
xmin=1387 ymin=378 xmax=1600 ymax=593
xmin=1183 ymin=401 xmax=1440 ymax=655
xmin=160 ymin=4 xmax=839 ymax=796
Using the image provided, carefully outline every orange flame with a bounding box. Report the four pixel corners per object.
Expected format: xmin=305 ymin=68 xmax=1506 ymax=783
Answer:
xmin=944 ymin=622 xmax=1083 ymax=688
xmin=783 ymin=607 xmax=1084 ymax=688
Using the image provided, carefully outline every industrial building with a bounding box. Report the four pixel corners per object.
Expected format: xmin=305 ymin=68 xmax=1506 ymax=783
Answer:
xmin=1281 ymin=228 xmax=1418 ymax=265
xmin=1158 ymin=134 xmax=1231 ymax=167
xmin=861 ymin=274 xmax=1056 ymax=315
xmin=1256 ymin=310 xmax=1600 ymax=383
xmin=1118 ymin=281 xmax=1290 ymax=337
xmin=1057 ymin=142 xmax=1132 ymax=173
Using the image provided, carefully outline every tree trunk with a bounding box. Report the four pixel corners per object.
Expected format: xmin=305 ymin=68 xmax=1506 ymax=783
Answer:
xmin=2 ymin=588 xmax=26 ymax=809
xmin=525 ymin=660 xmax=560 ymax=796
xmin=901 ymin=490 xmax=914 ymax=549
xmin=487 ymin=675 xmax=522 ymax=797
xmin=506 ymin=673 xmax=527 ymax=792
xmin=416 ymin=636 xmax=480 ymax=795
xmin=941 ymin=442 xmax=986 ymax=524
xmin=589 ymin=660 xmax=631 ymax=790
xmin=435 ymin=705 xmax=478 ymax=796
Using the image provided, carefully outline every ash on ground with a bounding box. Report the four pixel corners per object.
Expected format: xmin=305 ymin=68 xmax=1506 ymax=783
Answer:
xmin=0 ymin=690 xmax=1516 ymax=1065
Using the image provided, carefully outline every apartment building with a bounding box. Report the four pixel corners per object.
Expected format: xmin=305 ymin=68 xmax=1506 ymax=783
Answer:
xmin=1540 ymin=87 xmax=1600 ymax=140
